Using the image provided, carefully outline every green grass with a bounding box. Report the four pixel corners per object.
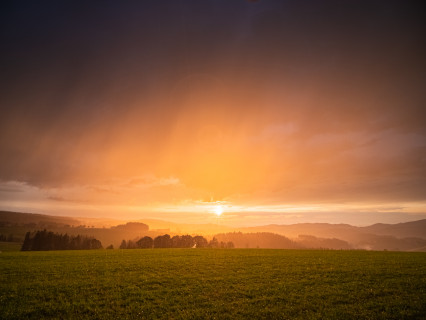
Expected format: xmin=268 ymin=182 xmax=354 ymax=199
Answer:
xmin=0 ymin=249 xmax=425 ymax=319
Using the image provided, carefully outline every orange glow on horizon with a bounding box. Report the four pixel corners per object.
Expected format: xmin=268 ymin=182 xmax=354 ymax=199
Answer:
xmin=0 ymin=2 xmax=425 ymax=226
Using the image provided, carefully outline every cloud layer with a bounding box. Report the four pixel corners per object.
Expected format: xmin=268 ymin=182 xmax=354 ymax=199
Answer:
xmin=1 ymin=1 xmax=425 ymax=222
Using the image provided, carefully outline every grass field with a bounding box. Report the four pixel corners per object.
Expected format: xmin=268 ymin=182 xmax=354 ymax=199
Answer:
xmin=0 ymin=249 xmax=425 ymax=319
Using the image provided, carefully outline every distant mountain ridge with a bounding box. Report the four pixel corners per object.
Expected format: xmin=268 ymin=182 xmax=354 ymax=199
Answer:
xmin=0 ymin=211 xmax=80 ymax=227
xmin=1 ymin=211 xmax=425 ymax=251
xmin=361 ymin=220 xmax=426 ymax=239
xmin=240 ymin=220 xmax=426 ymax=240
xmin=237 ymin=220 xmax=426 ymax=251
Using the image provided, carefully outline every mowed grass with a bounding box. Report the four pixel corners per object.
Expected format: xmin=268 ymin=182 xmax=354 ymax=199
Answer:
xmin=0 ymin=249 xmax=425 ymax=319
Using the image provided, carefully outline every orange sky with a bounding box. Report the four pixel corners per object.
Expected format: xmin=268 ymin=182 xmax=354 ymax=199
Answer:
xmin=1 ymin=1 xmax=425 ymax=226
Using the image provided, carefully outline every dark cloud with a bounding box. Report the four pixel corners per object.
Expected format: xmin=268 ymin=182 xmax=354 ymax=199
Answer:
xmin=0 ymin=1 xmax=425 ymax=205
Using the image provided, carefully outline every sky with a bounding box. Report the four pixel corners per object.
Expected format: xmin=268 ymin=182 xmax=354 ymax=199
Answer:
xmin=1 ymin=0 xmax=426 ymax=226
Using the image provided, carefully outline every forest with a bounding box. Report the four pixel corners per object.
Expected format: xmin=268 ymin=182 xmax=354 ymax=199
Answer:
xmin=21 ymin=230 xmax=102 ymax=251
xmin=19 ymin=230 xmax=235 ymax=251
xmin=119 ymin=234 xmax=234 ymax=249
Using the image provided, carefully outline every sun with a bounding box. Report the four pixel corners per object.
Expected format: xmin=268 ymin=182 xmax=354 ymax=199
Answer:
xmin=214 ymin=205 xmax=223 ymax=216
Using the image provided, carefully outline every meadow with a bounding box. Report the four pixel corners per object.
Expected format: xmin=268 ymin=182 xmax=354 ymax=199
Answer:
xmin=0 ymin=249 xmax=425 ymax=319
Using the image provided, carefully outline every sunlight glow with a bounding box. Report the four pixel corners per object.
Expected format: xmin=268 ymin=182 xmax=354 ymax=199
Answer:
xmin=214 ymin=205 xmax=223 ymax=216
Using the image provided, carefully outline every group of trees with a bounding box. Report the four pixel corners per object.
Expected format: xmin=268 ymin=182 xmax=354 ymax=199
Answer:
xmin=21 ymin=230 xmax=103 ymax=251
xmin=119 ymin=234 xmax=234 ymax=249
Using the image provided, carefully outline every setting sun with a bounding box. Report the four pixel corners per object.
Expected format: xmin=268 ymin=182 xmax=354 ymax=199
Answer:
xmin=214 ymin=205 xmax=223 ymax=216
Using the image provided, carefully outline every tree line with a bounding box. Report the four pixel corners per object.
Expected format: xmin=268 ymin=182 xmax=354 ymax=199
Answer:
xmin=119 ymin=234 xmax=234 ymax=249
xmin=21 ymin=230 xmax=103 ymax=251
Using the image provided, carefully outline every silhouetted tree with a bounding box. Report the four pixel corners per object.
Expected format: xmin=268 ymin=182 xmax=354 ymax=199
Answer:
xmin=171 ymin=235 xmax=181 ymax=248
xmin=154 ymin=234 xmax=172 ymax=248
xmin=46 ymin=231 xmax=55 ymax=250
xmin=60 ymin=234 xmax=70 ymax=250
xmin=85 ymin=238 xmax=102 ymax=249
xmin=112 ymin=222 xmax=149 ymax=232
xmin=208 ymin=237 xmax=219 ymax=248
xmin=170 ymin=235 xmax=194 ymax=248
xmin=127 ymin=240 xmax=137 ymax=249
xmin=181 ymin=235 xmax=194 ymax=248
xmin=32 ymin=229 xmax=46 ymax=250
xmin=20 ymin=230 xmax=102 ymax=251
xmin=193 ymin=235 xmax=208 ymax=248
xmin=136 ymin=236 xmax=153 ymax=248
xmin=120 ymin=240 xmax=127 ymax=249
xmin=21 ymin=232 xmax=32 ymax=251
xmin=70 ymin=235 xmax=81 ymax=250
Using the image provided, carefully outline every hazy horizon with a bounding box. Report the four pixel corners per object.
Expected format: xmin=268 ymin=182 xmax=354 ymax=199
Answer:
xmin=1 ymin=1 xmax=425 ymax=226
xmin=1 ymin=208 xmax=425 ymax=229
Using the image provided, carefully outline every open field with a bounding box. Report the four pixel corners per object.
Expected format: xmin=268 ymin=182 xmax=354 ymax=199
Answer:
xmin=1 ymin=249 xmax=425 ymax=319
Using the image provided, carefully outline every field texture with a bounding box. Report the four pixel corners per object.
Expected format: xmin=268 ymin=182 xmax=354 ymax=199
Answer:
xmin=0 ymin=249 xmax=425 ymax=319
